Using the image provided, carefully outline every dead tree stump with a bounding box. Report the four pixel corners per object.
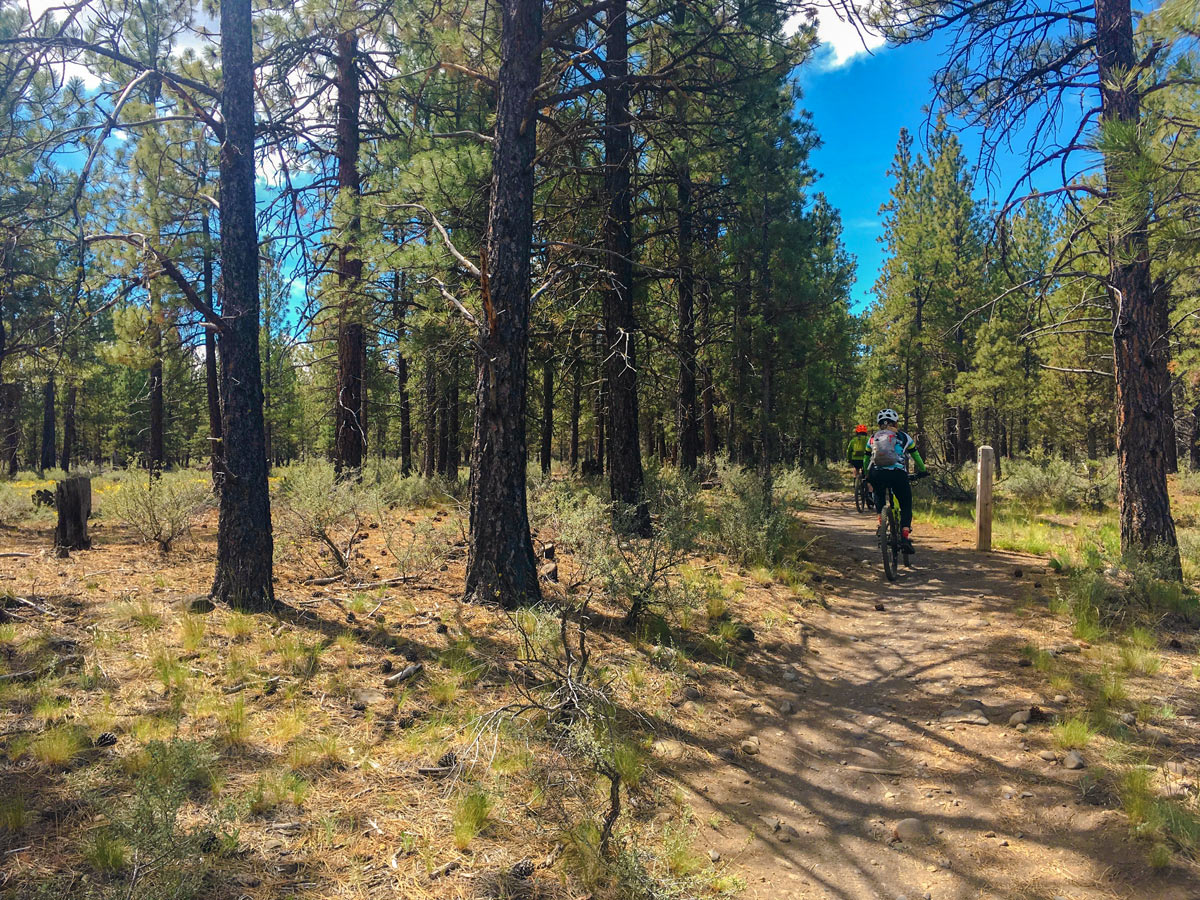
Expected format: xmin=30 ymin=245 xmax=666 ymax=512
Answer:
xmin=54 ymin=476 xmax=91 ymax=557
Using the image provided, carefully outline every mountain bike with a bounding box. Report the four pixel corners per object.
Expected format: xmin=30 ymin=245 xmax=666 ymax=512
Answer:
xmin=877 ymin=473 xmax=923 ymax=581
xmin=853 ymin=468 xmax=872 ymax=513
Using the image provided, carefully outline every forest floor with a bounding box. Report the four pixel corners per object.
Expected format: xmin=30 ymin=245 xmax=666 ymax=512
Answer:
xmin=0 ymin=476 xmax=1197 ymax=899
xmin=683 ymin=492 xmax=1200 ymax=900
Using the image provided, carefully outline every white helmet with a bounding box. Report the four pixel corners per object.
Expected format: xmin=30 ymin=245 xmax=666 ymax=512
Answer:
xmin=876 ymin=408 xmax=899 ymax=426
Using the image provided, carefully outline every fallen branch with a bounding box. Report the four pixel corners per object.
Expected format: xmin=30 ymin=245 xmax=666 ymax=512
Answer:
xmin=385 ymin=662 xmax=423 ymax=686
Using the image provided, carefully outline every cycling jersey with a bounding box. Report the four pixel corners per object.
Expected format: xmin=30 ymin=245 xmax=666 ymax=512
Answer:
xmin=845 ymin=434 xmax=870 ymax=463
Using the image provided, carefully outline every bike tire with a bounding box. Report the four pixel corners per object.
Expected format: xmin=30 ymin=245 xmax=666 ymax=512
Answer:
xmin=880 ymin=500 xmax=897 ymax=582
xmin=855 ymin=475 xmax=865 ymax=513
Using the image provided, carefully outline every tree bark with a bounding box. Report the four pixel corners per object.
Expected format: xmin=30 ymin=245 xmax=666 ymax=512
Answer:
xmin=569 ymin=350 xmax=581 ymax=470
xmin=699 ymin=260 xmax=717 ymax=463
xmin=675 ymin=157 xmax=699 ymax=473
xmin=436 ymin=369 xmax=450 ymax=476
xmin=602 ymin=0 xmax=648 ymax=533
xmin=423 ymin=360 xmax=437 ymax=477
xmin=333 ymin=30 xmax=366 ymax=476
xmin=203 ymin=216 xmax=223 ymax=482
xmin=540 ymin=357 xmax=553 ymax=474
xmin=1096 ymin=0 xmax=1179 ymax=575
xmin=758 ymin=196 xmax=775 ymax=501
xmin=593 ymin=331 xmax=606 ymax=473
xmin=394 ymin=272 xmax=412 ymax=475
xmin=40 ymin=377 xmax=55 ymax=472
xmin=60 ymin=384 xmax=76 ymax=471
xmin=446 ymin=353 xmax=460 ymax=476
xmin=2 ymin=383 xmax=19 ymax=477
xmin=732 ymin=256 xmax=753 ymax=463
xmin=463 ymin=0 xmax=543 ymax=608
xmin=211 ymin=0 xmax=275 ymax=610
xmin=148 ymin=281 xmax=164 ymax=473
xmin=53 ymin=475 xmax=91 ymax=556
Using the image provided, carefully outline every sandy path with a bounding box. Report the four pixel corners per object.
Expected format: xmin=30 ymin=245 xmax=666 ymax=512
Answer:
xmin=670 ymin=491 xmax=1189 ymax=900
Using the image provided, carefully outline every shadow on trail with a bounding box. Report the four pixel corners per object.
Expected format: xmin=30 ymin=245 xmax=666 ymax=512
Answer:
xmin=647 ymin=492 xmax=1182 ymax=900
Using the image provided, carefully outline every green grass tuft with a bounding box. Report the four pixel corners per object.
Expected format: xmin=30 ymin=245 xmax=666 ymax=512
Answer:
xmin=452 ymin=787 xmax=493 ymax=850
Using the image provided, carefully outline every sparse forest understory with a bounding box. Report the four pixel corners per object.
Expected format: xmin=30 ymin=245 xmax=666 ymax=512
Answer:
xmin=2 ymin=0 xmax=1200 ymax=896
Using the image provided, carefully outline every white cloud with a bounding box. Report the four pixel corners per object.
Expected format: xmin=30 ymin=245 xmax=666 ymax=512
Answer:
xmin=22 ymin=0 xmax=103 ymax=88
xmin=786 ymin=5 xmax=886 ymax=69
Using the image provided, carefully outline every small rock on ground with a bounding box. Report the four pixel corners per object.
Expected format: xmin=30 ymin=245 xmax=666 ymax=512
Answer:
xmin=1063 ymin=750 xmax=1086 ymax=770
xmin=893 ymin=818 xmax=925 ymax=843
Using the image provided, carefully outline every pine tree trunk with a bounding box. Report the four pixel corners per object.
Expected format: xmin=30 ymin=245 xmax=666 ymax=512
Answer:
xmin=463 ymin=0 xmax=542 ymax=608
xmin=203 ymin=224 xmax=223 ymax=482
xmin=602 ymin=0 xmax=648 ymax=533
xmin=732 ymin=257 xmax=753 ymax=463
xmin=676 ymin=159 xmax=700 ymax=475
xmin=676 ymin=158 xmax=699 ymax=473
xmin=394 ymin=273 xmax=412 ymax=475
xmin=758 ymin=198 xmax=775 ymax=500
xmin=447 ymin=354 xmax=460 ymax=476
xmin=40 ymin=377 xmax=55 ymax=472
xmin=436 ymin=372 xmax=450 ymax=477
xmin=60 ymin=385 xmax=76 ymax=471
xmin=593 ymin=330 xmax=605 ymax=473
xmin=3 ymin=383 xmax=18 ymax=478
xmin=423 ymin=361 xmax=437 ymax=477
xmin=1154 ymin=282 xmax=1178 ymax=474
xmin=211 ymin=0 xmax=275 ymax=610
xmin=540 ymin=358 xmax=553 ymax=474
xmin=333 ymin=30 xmax=366 ymax=476
xmin=569 ymin=351 xmax=581 ymax=470
xmin=1096 ymin=0 xmax=1179 ymax=575
xmin=699 ymin=264 xmax=717 ymax=463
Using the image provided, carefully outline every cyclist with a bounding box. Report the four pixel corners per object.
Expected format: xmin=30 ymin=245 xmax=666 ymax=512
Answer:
xmin=867 ymin=409 xmax=928 ymax=554
xmin=846 ymin=424 xmax=871 ymax=499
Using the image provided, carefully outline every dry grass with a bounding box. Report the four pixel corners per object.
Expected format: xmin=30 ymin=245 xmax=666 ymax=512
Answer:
xmin=0 ymin=490 xmax=777 ymax=899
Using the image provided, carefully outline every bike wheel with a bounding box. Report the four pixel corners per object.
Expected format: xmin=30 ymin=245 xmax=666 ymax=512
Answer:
xmin=854 ymin=474 xmax=865 ymax=513
xmin=880 ymin=501 xmax=897 ymax=582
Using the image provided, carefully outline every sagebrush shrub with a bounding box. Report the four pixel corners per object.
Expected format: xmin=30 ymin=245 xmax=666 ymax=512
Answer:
xmin=364 ymin=458 xmax=461 ymax=506
xmin=0 ymin=483 xmax=33 ymax=525
xmin=273 ymin=460 xmax=370 ymax=571
xmin=107 ymin=468 xmax=211 ymax=551
xmin=710 ymin=459 xmax=805 ymax=567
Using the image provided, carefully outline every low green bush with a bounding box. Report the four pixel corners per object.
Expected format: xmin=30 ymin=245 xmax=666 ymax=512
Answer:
xmin=999 ymin=455 xmax=1116 ymax=510
xmin=106 ymin=468 xmax=212 ymax=551
xmin=710 ymin=460 xmax=808 ymax=567
xmin=274 ymin=460 xmax=371 ymax=571
xmin=0 ymin=482 xmax=34 ymax=525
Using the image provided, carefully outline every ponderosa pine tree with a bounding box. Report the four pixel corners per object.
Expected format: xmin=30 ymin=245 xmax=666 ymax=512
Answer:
xmin=868 ymin=0 xmax=1183 ymax=574
xmin=461 ymin=0 xmax=543 ymax=608
xmin=211 ymin=0 xmax=275 ymax=609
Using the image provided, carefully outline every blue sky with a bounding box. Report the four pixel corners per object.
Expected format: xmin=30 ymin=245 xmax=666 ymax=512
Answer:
xmin=791 ymin=15 xmax=1064 ymax=315
xmin=797 ymin=32 xmax=957 ymax=312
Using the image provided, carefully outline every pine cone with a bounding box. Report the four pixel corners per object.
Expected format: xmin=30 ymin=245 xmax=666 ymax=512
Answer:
xmin=509 ymin=858 xmax=535 ymax=879
xmin=437 ymin=750 xmax=457 ymax=769
xmin=93 ymin=731 xmax=117 ymax=748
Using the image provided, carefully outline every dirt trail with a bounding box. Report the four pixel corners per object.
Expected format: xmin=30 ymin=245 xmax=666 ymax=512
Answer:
xmin=672 ymin=491 xmax=1189 ymax=900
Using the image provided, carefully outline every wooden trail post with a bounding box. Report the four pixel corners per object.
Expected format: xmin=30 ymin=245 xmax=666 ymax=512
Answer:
xmin=53 ymin=476 xmax=92 ymax=558
xmin=976 ymin=446 xmax=994 ymax=552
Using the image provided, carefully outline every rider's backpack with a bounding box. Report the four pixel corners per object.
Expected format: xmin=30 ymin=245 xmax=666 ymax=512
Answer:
xmin=870 ymin=430 xmax=905 ymax=468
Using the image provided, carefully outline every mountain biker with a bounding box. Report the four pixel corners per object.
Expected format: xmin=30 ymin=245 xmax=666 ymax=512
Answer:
xmin=867 ymin=409 xmax=928 ymax=554
xmin=846 ymin=424 xmax=870 ymax=472
xmin=846 ymin=424 xmax=871 ymax=498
